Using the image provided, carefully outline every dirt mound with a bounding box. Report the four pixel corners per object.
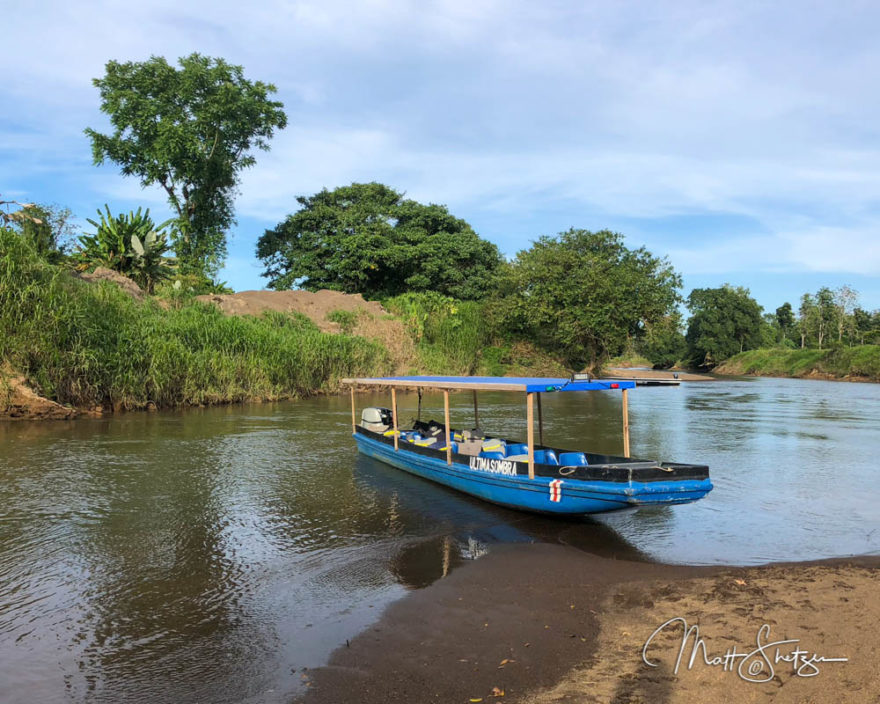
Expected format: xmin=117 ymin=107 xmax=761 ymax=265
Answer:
xmin=77 ymin=267 xmax=144 ymax=300
xmin=195 ymin=289 xmax=383 ymax=329
xmin=0 ymin=368 xmax=86 ymax=420
xmin=196 ymin=289 xmax=414 ymax=372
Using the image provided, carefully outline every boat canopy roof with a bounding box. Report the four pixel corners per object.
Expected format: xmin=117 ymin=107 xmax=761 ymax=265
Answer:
xmin=340 ymin=375 xmax=636 ymax=393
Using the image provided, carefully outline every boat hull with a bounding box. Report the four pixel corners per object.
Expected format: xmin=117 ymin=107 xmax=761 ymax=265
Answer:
xmin=354 ymin=431 xmax=712 ymax=516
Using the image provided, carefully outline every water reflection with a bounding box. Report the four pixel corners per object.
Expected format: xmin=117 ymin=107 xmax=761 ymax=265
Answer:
xmin=1 ymin=378 xmax=879 ymax=703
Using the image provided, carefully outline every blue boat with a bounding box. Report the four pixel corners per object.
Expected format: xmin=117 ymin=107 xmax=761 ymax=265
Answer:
xmin=342 ymin=375 xmax=712 ymax=515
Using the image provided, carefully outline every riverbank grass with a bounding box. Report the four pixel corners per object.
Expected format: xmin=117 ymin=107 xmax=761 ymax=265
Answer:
xmin=716 ymin=346 xmax=880 ymax=381
xmin=0 ymin=230 xmax=391 ymax=410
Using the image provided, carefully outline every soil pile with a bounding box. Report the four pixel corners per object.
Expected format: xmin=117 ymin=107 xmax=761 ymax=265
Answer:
xmin=196 ymin=289 xmax=414 ymax=372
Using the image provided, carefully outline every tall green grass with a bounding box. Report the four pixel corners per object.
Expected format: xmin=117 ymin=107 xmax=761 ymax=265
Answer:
xmin=0 ymin=229 xmax=390 ymax=409
xmin=384 ymin=292 xmax=487 ymax=373
xmin=716 ymin=346 xmax=880 ymax=381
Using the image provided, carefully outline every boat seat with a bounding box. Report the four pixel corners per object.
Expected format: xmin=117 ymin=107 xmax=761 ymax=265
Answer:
xmin=505 ymin=454 xmax=528 ymax=462
xmin=506 ymin=443 xmax=527 ymax=456
xmin=479 ymin=450 xmax=505 ymax=460
xmin=457 ymin=439 xmax=482 ymax=456
xmin=436 ymin=441 xmax=459 ymax=453
xmin=533 ymin=449 xmax=559 ymax=465
xmin=559 ymin=452 xmax=588 ymax=466
xmin=481 ymin=438 xmax=506 ymax=453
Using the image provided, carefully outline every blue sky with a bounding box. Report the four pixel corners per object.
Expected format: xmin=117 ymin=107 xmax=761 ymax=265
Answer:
xmin=3 ymin=0 xmax=879 ymax=311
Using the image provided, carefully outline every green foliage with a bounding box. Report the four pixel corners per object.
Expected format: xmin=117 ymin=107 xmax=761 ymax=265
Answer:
xmin=717 ymin=346 xmax=880 ymax=382
xmin=326 ymin=309 xmax=358 ymax=334
xmin=639 ymin=314 xmax=687 ymax=369
xmin=85 ymin=53 xmax=287 ymax=277
xmin=385 ymin=292 xmax=489 ymax=373
xmin=494 ymin=229 xmax=682 ymax=370
xmin=76 ymin=205 xmax=175 ymax=293
xmin=256 ymin=182 xmax=502 ymax=300
xmin=0 ymin=229 xmax=388 ymax=409
xmin=776 ymin=302 xmax=794 ymax=342
xmin=10 ymin=203 xmax=75 ymax=263
xmin=685 ymin=285 xmax=764 ymax=367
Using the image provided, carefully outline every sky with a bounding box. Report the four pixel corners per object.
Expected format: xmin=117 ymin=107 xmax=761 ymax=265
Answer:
xmin=2 ymin=0 xmax=880 ymax=311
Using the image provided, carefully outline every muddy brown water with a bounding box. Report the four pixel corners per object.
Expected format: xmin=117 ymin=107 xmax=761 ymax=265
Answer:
xmin=1 ymin=377 xmax=878 ymax=703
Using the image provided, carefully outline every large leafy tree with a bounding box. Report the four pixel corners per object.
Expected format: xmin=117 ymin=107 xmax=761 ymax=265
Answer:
xmin=685 ymin=285 xmax=764 ymax=367
xmin=85 ymin=53 xmax=287 ymax=277
xmin=775 ymin=302 xmax=794 ymax=343
xmin=256 ymin=182 xmax=502 ymax=300
xmin=495 ymin=229 xmax=682 ymax=370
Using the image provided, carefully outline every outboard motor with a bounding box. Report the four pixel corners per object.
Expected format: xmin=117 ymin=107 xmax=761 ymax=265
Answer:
xmin=361 ymin=407 xmax=393 ymax=432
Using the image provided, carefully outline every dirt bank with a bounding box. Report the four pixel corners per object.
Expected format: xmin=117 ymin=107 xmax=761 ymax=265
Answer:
xmin=196 ymin=289 xmax=414 ymax=372
xmin=0 ymin=368 xmax=92 ymax=420
xmin=298 ymin=544 xmax=879 ymax=704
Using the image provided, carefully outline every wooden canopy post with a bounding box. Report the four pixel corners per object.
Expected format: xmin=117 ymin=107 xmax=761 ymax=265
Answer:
xmin=472 ymin=390 xmax=479 ymax=429
xmin=391 ymin=387 xmax=399 ymax=451
xmin=622 ymin=388 xmax=630 ymax=458
xmin=350 ymin=386 xmax=356 ymax=433
xmin=537 ymin=392 xmax=544 ymax=446
xmin=526 ymin=392 xmax=535 ymax=480
xmin=443 ymin=390 xmax=452 ymax=465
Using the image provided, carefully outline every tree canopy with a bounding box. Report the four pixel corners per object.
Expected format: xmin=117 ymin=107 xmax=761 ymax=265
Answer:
xmin=685 ymin=285 xmax=764 ymax=367
xmin=85 ymin=53 xmax=287 ymax=277
xmin=494 ymin=229 xmax=682 ymax=370
xmin=256 ymin=182 xmax=502 ymax=300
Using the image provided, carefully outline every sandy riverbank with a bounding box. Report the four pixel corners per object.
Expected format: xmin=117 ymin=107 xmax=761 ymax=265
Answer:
xmin=298 ymin=544 xmax=880 ymax=703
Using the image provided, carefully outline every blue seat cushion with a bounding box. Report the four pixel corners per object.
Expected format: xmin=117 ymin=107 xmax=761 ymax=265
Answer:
xmin=559 ymin=452 xmax=588 ymax=466
xmin=533 ymin=449 xmax=558 ymax=465
xmin=479 ymin=450 xmax=505 ymax=460
xmin=506 ymin=443 xmax=527 ymax=456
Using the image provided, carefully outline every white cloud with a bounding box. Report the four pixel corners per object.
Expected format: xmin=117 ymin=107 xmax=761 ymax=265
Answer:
xmin=3 ymin=0 xmax=880 ymax=289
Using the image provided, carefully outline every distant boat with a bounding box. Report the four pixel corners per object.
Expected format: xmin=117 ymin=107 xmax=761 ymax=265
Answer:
xmin=342 ymin=376 xmax=712 ymax=515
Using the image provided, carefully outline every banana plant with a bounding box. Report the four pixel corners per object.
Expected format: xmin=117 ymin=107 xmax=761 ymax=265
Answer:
xmin=129 ymin=229 xmax=175 ymax=294
xmin=76 ymin=205 xmax=175 ymax=293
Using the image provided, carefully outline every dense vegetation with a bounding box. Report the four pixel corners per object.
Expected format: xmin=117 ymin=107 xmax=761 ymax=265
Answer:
xmin=0 ymin=229 xmax=388 ymax=410
xmin=493 ymin=229 xmax=682 ymax=370
xmin=4 ymin=47 xmax=880 ymax=415
xmin=685 ymin=285 xmax=765 ymax=367
xmin=716 ymin=346 xmax=880 ymax=382
xmin=86 ymin=53 xmax=287 ymax=278
xmin=257 ymin=182 xmax=502 ymax=300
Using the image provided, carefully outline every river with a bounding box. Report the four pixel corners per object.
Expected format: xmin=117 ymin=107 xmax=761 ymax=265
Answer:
xmin=1 ymin=377 xmax=878 ymax=702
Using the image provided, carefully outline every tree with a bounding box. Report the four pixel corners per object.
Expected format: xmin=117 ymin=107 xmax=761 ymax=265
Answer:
xmin=776 ymin=302 xmax=794 ymax=343
xmin=10 ymin=203 xmax=76 ymax=263
xmin=85 ymin=53 xmax=287 ymax=277
xmin=814 ymin=287 xmax=837 ymax=349
xmin=640 ymin=314 xmax=687 ymax=369
xmin=685 ymin=285 xmax=764 ymax=367
xmin=853 ymin=308 xmax=880 ymax=345
xmin=798 ymin=293 xmax=817 ymax=348
xmin=256 ymin=182 xmax=502 ymax=300
xmin=495 ymin=229 xmax=682 ymax=370
xmin=833 ymin=285 xmax=859 ymax=344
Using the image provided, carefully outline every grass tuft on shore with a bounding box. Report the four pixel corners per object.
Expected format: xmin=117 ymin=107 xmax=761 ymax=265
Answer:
xmin=716 ymin=346 xmax=880 ymax=382
xmin=0 ymin=230 xmax=391 ymax=409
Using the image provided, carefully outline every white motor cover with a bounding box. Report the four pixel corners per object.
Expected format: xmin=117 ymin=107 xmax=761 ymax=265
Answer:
xmin=362 ymin=407 xmax=386 ymax=424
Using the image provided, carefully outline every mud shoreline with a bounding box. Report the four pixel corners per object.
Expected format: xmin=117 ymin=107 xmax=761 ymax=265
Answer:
xmin=298 ymin=543 xmax=880 ymax=703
